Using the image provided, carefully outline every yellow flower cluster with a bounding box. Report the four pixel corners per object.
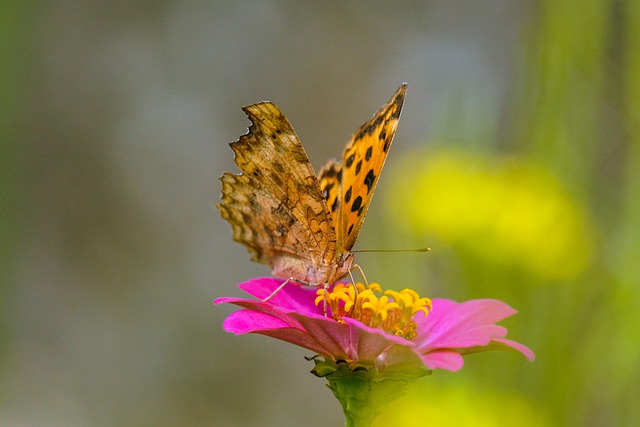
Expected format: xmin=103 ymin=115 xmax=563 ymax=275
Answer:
xmin=387 ymin=149 xmax=594 ymax=281
xmin=316 ymin=283 xmax=432 ymax=340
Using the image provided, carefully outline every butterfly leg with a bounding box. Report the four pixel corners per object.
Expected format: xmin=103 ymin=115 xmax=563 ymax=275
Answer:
xmin=262 ymin=277 xmax=294 ymax=302
xmin=347 ymin=269 xmax=359 ymax=302
xmin=322 ymin=282 xmax=328 ymax=317
xmin=352 ymin=263 xmax=369 ymax=287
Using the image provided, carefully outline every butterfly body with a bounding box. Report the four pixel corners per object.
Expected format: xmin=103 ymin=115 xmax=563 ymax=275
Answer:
xmin=218 ymin=84 xmax=407 ymax=288
xmin=269 ymin=251 xmax=354 ymax=286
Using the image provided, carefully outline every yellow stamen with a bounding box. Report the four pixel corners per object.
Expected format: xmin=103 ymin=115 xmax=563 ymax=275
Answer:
xmin=316 ymin=282 xmax=432 ymax=340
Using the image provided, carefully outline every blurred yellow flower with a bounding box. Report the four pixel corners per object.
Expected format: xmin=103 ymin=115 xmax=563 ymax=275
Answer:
xmin=374 ymin=381 xmax=548 ymax=427
xmin=386 ymin=149 xmax=593 ymax=281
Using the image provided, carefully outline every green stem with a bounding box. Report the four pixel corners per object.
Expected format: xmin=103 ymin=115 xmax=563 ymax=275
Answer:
xmin=310 ymin=358 xmax=430 ymax=427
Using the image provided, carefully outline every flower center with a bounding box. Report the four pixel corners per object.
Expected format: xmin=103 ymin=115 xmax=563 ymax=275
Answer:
xmin=316 ymin=283 xmax=432 ymax=340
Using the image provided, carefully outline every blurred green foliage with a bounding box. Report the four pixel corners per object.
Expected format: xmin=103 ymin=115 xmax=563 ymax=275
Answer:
xmin=376 ymin=379 xmax=549 ymax=427
xmin=388 ymin=150 xmax=594 ymax=282
xmin=0 ymin=0 xmax=30 ymax=362
xmin=375 ymin=0 xmax=640 ymax=425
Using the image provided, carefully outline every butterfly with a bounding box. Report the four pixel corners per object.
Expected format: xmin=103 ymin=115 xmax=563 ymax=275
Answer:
xmin=218 ymin=83 xmax=407 ymax=296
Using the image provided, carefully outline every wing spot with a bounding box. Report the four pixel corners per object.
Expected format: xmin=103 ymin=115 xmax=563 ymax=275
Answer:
xmin=379 ymin=128 xmax=387 ymax=140
xmin=323 ymin=166 xmax=338 ymax=177
xmin=351 ymin=195 xmax=362 ymax=212
xmin=249 ymin=199 xmax=262 ymax=214
xmin=364 ymin=169 xmax=376 ymax=193
xmin=273 ymin=203 xmax=295 ymax=226
xmin=270 ymin=172 xmax=284 ymax=187
xmin=355 ymin=160 xmax=362 ymax=175
xmin=263 ymin=225 xmax=274 ymax=242
xmin=383 ymin=139 xmax=391 ymax=152
xmin=345 ymin=186 xmax=352 ymax=203
xmin=346 ymin=154 xmax=355 ymax=168
xmin=369 ymin=116 xmax=383 ymax=134
xmin=365 ymin=146 xmax=373 ymax=161
xmin=331 ymin=197 xmax=339 ymax=212
xmin=348 ymin=224 xmax=354 ymax=235
xmin=241 ymin=212 xmax=252 ymax=224
xmin=275 ymin=223 xmax=287 ymax=236
xmin=322 ymin=182 xmax=334 ymax=199
xmin=273 ymin=161 xmax=285 ymax=173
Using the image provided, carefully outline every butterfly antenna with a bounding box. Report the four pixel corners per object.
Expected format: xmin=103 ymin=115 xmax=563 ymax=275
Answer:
xmin=353 ymin=247 xmax=431 ymax=253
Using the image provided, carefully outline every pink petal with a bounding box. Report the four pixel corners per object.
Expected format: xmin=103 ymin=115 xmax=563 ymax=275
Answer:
xmin=286 ymin=312 xmax=354 ymax=360
xmin=236 ymin=276 xmax=284 ymax=298
xmin=236 ymin=277 xmax=324 ymax=316
xmin=252 ymin=326 xmax=331 ymax=356
xmin=215 ymin=297 xmax=305 ymax=329
xmin=495 ymin=338 xmax=535 ymax=361
xmin=418 ymin=299 xmax=518 ymax=350
xmin=221 ymin=309 xmax=333 ymax=356
xmin=428 ymin=325 xmax=509 ymax=348
xmin=457 ymin=338 xmax=536 ymax=361
xmin=425 ymin=299 xmax=516 ymax=329
xmin=373 ymin=343 xmax=425 ymax=370
xmin=418 ymin=349 xmax=465 ymax=371
xmin=342 ymin=317 xmax=416 ymax=364
xmin=222 ymin=309 xmax=292 ymax=334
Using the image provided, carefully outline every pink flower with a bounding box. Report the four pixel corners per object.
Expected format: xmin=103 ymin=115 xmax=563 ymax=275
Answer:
xmin=214 ymin=277 xmax=534 ymax=372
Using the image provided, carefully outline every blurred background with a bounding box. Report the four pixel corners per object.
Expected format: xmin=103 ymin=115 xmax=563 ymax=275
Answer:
xmin=1 ymin=1 xmax=638 ymax=426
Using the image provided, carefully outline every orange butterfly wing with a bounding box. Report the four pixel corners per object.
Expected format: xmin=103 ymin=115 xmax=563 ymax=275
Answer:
xmin=219 ymin=84 xmax=407 ymax=286
xmin=218 ymin=102 xmax=342 ymax=284
xmin=319 ymin=83 xmax=407 ymax=252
